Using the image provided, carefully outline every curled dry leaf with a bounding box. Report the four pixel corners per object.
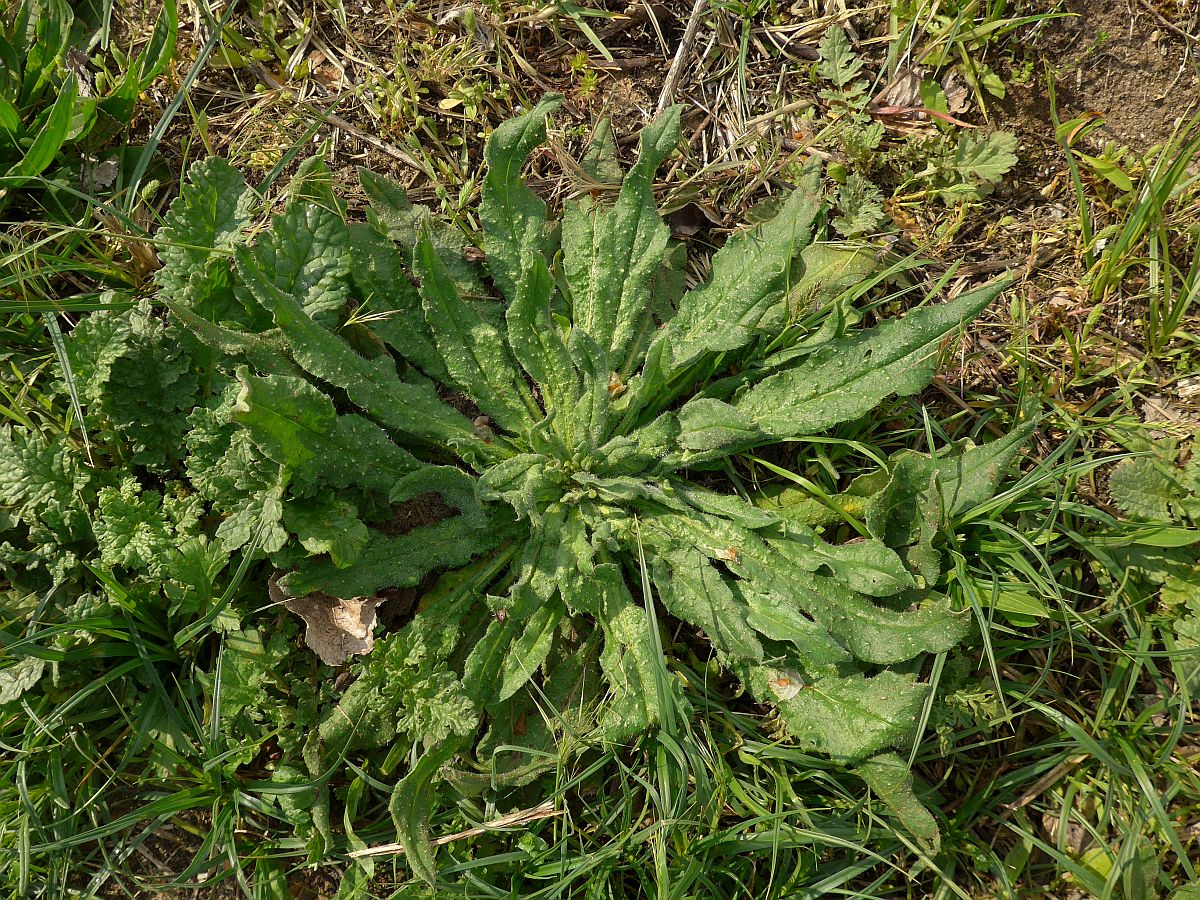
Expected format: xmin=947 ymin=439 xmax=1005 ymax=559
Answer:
xmin=270 ymin=573 xmax=385 ymax=666
xmin=875 ymin=66 xmax=923 ymax=110
xmin=942 ymin=71 xmax=968 ymax=114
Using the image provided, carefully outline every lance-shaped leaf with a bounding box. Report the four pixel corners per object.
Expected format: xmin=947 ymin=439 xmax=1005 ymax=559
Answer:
xmin=740 ymin=585 xmax=852 ymax=676
xmin=757 ymin=242 xmax=877 ymax=334
xmin=596 ymin=563 xmax=660 ymax=738
xmin=566 ymin=327 xmax=615 ymax=452
xmin=505 ymin=252 xmax=574 ymax=410
xmin=389 ymin=739 xmax=463 ymax=885
xmin=498 ymin=596 xmax=565 ymax=701
xmin=856 ymin=752 xmax=943 ymax=854
xmin=415 ymin=230 xmax=535 ymax=434
xmin=650 ymin=161 xmax=824 ymax=376
xmin=348 ymin=223 xmax=447 ymax=380
xmin=563 ymin=106 xmax=679 ymax=364
xmin=647 ymin=506 xmax=967 ymax=664
xmin=768 ymin=532 xmax=915 ymax=597
xmin=480 ymin=94 xmax=564 ymax=300
xmin=165 ymin=300 xmax=297 ymax=376
xmin=745 ymin=665 xmax=928 ymax=763
xmin=475 ymin=631 xmax=601 ymax=785
xmin=235 ymin=246 xmax=476 ymax=448
xmin=653 ymin=546 xmax=763 ymax=662
xmin=505 ymin=503 xmax=570 ymax=618
xmin=360 ymin=169 xmax=490 ymax=299
xmin=734 ymin=278 xmax=1009 ymax=437
xmin=477 ymin=453 xmax=565 ymax=522
xmin=665 ymin=398 xmax=763 ymax=468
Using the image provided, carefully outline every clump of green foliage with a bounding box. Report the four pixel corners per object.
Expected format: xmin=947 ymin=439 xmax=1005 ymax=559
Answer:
xmin=0 ymin=0 xmax=176 ymax=212
xmin=812 ymin=23 xmax=1019 ymax=231
xmin=1099 ymin=437 xmax=1200 ymax=695
xmin=2 ymin=95 xmax=1031 ymax=880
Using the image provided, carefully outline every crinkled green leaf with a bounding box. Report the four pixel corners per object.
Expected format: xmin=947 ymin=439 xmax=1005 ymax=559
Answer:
xmin=155 ymin=157 xmax=255 ymax=319
xmin=563 ymin=106 xmax=678 ymax=366
xmin=0 ymin=656 xmax=45 ymax=705
xmin=1109 ymin=458 xmax=1182 ymax=521
xmin=733 ymin=278 xmax=1008 ymax=438
xmin=480 ymin=94 xmax=564 ymax=301
xmin=833 ymin=173 xmax=886 ymax=238
xmin=762 ymin=562 xmax=967 ymax=664
xmin=93 ymin=476 xmax=202 ymax=575
xmin=282 ymin=496 xmax=369 ymax=568
xmin=0 ymin=425 xmax=90 ymax=539
xmin=415 ymin=230 xmax=534 ymax=434
xmin=238 ymin=201 xmax=350 ymax=325
xmin=215 ymin=472 xmax=287 ymax=554
xmin=68 ymin=302 xmax=198 ymax=470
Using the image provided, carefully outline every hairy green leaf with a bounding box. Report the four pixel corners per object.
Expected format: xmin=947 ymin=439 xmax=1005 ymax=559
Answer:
xmin=480 ymin=94 xmax=564 ymax=300
xmin=563 ymin=106 xmax=678 ymax=367
xmin=415 ymin=230 xmax=534 ymax=434
xmin=733 ymin=278 xmax=1009 ymax=438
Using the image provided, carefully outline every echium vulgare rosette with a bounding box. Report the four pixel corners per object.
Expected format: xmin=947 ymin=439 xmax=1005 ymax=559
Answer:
xmin=160 ymin=94 xmax=1030 ymax=874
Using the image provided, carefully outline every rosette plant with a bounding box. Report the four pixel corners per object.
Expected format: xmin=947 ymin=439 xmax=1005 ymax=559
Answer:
xmin=156 ymin=95 xmax=1029 ymax=875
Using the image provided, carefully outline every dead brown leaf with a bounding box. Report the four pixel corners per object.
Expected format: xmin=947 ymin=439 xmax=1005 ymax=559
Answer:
xmin=270 ymin=574 xmax=384 ymax=666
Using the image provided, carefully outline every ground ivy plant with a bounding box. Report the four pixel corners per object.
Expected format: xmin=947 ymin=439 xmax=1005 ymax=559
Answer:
xmin=151 ymin=94 xmax=1029 ymax=875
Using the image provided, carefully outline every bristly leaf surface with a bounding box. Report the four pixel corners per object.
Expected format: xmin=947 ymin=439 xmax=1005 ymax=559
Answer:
xmin=154 ymin=101 xmax=1029 ymax=870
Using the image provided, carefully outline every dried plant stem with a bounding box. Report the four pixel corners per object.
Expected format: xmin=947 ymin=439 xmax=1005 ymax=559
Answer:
xmin=657 ymin=0 xmax=709 ymax=114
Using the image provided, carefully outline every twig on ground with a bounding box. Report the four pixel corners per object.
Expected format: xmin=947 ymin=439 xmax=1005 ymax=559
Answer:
xmin=1134 ymin=0 xmax=1199 ymax=45
xmin=656 ymin=0 xmax=709 ymax=114
xmin=349 ymin=800 xmax=562 ymax=858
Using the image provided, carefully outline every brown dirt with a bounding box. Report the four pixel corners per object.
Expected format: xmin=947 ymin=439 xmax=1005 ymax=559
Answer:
xmin=999 ymin=0 xmax=1200 ymax=153
xmin=377 ymin=490 xmax=458 ymax=537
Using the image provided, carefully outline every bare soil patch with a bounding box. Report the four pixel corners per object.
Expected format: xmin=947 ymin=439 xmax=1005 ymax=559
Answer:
xmin=1001 ymin=0 xmax=1200 ymax=152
